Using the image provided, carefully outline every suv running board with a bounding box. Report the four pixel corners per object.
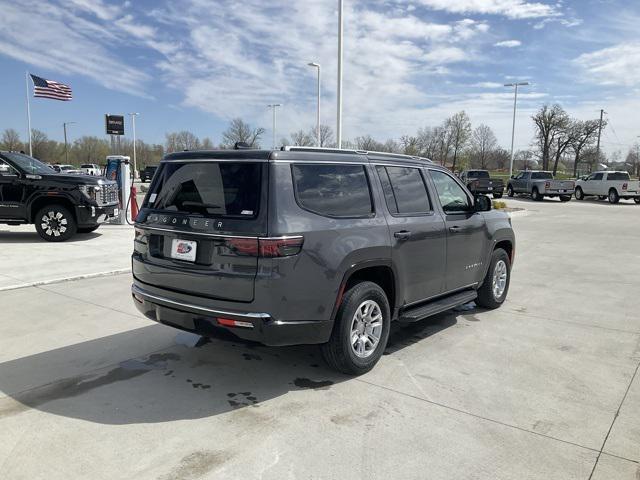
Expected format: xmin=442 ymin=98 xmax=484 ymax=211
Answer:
xmin=398 ymin=290 xmax=478 ymax=323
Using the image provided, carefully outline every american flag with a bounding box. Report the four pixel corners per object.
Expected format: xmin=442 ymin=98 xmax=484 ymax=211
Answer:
xmin=30 ymin=74 xmax=72 ymax=101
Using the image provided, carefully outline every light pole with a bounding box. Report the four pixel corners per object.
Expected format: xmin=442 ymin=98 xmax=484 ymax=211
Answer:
xmin=267 ymin=104 xmax=282 ymax=149
xmin=337 ymin=0 xmax=344 ymax=148
xmin=62 ymin=122 xmax=76 ymax=164
xmin=128 ymin=113 xmax=140 ymax=180
xmin=308 ymin=62 xmax=321 ymax=146
xmin=504 ymin=82 xmax=529 ymax=178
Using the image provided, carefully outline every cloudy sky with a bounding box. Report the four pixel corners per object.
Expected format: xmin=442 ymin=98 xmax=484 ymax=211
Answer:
xmin=0 ymin=0 xmax=638 ymax=156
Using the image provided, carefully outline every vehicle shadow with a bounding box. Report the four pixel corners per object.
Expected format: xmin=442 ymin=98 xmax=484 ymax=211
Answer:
xmin=0 ymin=231 xmax=102 ymax=244
xmin=505 ymin=196 xmax=638 ymax=207
xmin=0 ymin=312 xmax=461 ymax=425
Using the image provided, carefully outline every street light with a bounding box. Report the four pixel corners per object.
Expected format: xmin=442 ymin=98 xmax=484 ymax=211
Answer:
xmin=128 ymin=113 xmax=140 ymax=180
xmin=62 ymin=122 xmax=76 ymax=164
xmin=308 ymin=62 xmax=321 ymax=146
xmin=504 ymin=82 xmax=529 ymax=178
xmin=337 ymin=0 xmax=344 ymax=148
xmin=267 ymin=104 xmax=282 ymax=149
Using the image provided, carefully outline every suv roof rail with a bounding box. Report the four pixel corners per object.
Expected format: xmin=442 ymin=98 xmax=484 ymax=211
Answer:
xmin=281 ymin=145 xmax=432 ymax=163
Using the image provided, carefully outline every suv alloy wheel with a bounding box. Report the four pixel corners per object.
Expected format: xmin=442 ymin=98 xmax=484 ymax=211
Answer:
xmin=35 ymin=205 xmax=77 ymax=242
xmin=321 ymin=281 xmax=390 ymax=375
xmin=574 ymin=187 xmax=584 ymax=200
xmin=476 ymin=249 xmax=511 ymax=309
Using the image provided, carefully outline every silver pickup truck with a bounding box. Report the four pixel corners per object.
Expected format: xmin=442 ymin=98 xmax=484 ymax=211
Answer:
xmin=506 ymin=171 xmax=574 ymax=202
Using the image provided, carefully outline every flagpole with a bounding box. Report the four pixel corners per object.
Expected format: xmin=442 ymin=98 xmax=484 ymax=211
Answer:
xmin=25 ymin=71 xmax=32 ymax=156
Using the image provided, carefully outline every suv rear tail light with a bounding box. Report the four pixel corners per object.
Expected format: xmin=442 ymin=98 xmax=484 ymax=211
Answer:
xmin=622 ymin=183 xmax=628 ymax=191
xmin=226 ymin=236 xmax=304 ymax=258
xmin=545 ymin=181 xmax=550 ymax=189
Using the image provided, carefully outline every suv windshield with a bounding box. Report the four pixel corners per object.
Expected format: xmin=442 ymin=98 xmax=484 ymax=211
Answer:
xmin=2 ymin=152 xmax=55 ymax=175
xmin=148 ymin=161 xmax=261 ymax=218
xmin=532 ymin=172 xmax=553 ymax=180
xmin=467 ymin=171 xmax=489 ymax=178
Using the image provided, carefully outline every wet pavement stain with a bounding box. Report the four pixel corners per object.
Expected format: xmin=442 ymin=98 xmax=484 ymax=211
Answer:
xmin=226 ymin=391 xmax=258 ymax=408
xmin=293 ymin=378 xmax=333 ymax=389
xmin=159 ymin=450 xmax=233 ymax=480
xmin=0 ymin=353 xmax=179 ymax=419
xmin=241 ymin=353 xmax=262 ymax=361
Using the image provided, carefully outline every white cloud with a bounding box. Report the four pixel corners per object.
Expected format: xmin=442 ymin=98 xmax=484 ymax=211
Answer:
xmin=414 ymin=0 xmax=558 ymax=19
xmin=494 ymin=40 xmax=522 ymax=48
xmin=574 ymin=43 xmax=640 ymax=87
xmin=472 ymin=82 xmax=505 ymax=88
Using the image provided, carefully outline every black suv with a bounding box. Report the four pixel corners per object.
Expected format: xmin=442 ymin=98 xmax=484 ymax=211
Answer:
xmin=132 ymin=147 xmax=515 ymax=374
xmin=141 ymin=165 xmax=158 ymax=182
xmin=0 ymin=152 xmax=119 ymax=241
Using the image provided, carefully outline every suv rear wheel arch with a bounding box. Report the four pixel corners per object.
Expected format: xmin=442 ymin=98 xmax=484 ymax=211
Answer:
xmin=333 ymin=263 xmax=397 ymax=321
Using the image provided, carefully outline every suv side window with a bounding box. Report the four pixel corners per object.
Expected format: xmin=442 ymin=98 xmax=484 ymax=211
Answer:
xmin=292 ymin=164 xmax=373 ymax=218
xmin=429 ymin=170 xmax=472 ymax=213
xmin=376 ymin=166 xmax=431 ymax=215
xmin=593 ymin=173 xmax=604 ymax=180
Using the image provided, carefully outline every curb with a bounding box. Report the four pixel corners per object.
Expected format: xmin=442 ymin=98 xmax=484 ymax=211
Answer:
xmin=0 ymin=269 xmax=131 ymax=292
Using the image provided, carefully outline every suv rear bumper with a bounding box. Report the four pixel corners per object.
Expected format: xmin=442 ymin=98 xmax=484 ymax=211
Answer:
xmin=131 ymin=283 xmax=333 ymax=346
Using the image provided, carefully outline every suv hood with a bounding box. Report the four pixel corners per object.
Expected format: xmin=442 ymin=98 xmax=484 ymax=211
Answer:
xmin=39 ymin=174 xmax=115 ymax=186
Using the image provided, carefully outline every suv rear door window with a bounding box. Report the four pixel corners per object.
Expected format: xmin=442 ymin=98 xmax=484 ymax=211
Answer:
xmin=376 ymin=166 xmax=431 ymax=215
xmin=532 ymin=172 xmax=553 ymax=180
xmin=607 ymin=172 xmax=630 ymax=180
xmin=149 ymin=162 xmax=261 ymax=218
xmin=292 ymin=164 xmax=372 ymax=217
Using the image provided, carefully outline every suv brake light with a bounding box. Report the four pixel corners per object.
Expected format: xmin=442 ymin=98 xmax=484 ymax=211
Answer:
xmin=622 ymin=183 xmax=628 ymax=191
xmin=226 ymin=236 xmax=304 ymax=258
xmin=545 ymin=181 xmax=550 ymax=189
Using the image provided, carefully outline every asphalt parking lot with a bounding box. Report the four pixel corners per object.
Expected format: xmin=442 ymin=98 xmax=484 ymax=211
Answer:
xmin=0 ymin=197 xmax=638 ymax=479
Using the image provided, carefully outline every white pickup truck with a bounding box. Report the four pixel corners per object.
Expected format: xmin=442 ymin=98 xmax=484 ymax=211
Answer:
xmin=575 ymin=171 xmax=640 ymax=204
xmin=80 ymin=163 xmax=102 ymax=176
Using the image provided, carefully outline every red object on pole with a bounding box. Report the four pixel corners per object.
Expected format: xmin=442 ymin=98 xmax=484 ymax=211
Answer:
xmin=130 ymin=185 xmax=139 ymax=221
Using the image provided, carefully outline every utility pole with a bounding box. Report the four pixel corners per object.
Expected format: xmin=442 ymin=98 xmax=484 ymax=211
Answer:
xmin=504 ymin=82 xmax=529 ymax=178
xmin=595 ymin=109 xmax=605 ymax=162
xmin=308 ymin=62 xmax=321 ymax=146
xmin=63 ymin=122 xmax=75 ymax=164
xmin=129 ymin=113 xmax=140 ymax=180
xmin=337 ymin=0 xmax=344 ymax=148
xmin=267 ymin=104 xmax=282 ymax=149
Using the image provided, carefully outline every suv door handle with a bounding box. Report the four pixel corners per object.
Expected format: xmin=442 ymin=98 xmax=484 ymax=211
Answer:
xmin=394 ymin=230 xmax=412 ymax=240
xmin=449 ymin=226 xmax=465 ymax=233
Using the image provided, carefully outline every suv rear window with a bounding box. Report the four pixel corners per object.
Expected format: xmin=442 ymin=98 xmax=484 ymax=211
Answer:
xmin=467 ymin=171 xmax=489 ymax=178
xmin=292 ymin=164 xmax=373 ymax=217
xmin=148 ymin=162 xmax=261 ymax=218
xmin=376 ymin=166 xmax=431 ymax=215
xmin=608 ymin=172 xmax=630 ymax=180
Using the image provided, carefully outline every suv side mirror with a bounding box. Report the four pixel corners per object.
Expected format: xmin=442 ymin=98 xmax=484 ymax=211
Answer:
xmin=474 ymin=195 xmax=492 ymax=212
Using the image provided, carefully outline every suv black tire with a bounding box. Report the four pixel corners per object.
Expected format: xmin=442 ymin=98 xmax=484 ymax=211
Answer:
xmin=575 ymin=187 xmax=584 ymax=200
xmin=476 ymin=248 xmax=511 ymax=309
xmin=506 ymin=185 xmax=514 ymax=197
xmin=77 ymin=225 xmax=100 ymax=234
xmin=608 ymin=189 xmax=620 ymax=204
xmin=635 ymin=197 xmax=640 ymax=204
xmin=493 ymin=193 xmax=503 ymax=199
xmin=35 ymin=205 xmax=77 ymax=242
xmin=322 ymin=281 xmax=390 ymax=375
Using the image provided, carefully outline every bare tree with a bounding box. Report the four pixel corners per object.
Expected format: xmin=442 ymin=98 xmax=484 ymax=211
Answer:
xmin=290 ymin=129 xmax=314 ymax=146
xmin=383 ymin=138 xmax=401 ymax=154
xmin=70 ymin=136 xmax=110 ymax=164
xmin=1 ymin=129 xmax=22 ymax=151
xmin=470 ymin=124 xmax=497 ymax=169
xmin=221 ymin=118 xmax=265 ymax=148
xmin=354 ymin=135 xmax=385 ymax=151
xmin=416 ymin=126 xmax=441 ymax=161
xmin=399 ymin=135 xmax=420 ymax=156
xmin=489 ymin=147 xmax=510 ymax=171
xmin=532 ymin=104 xmax=570 ymax=170
xmin=570 ymin=119 xmax=602 ymax=177
xmin=165 ymin=131 xmax=201 ymax=152
xmin=200 ymin=137 xmax=215 ymax=150
xmin=445 ymin=111 xmax=471 ymax=171
xmin=311 ymin=124 xmax=335 ymax=147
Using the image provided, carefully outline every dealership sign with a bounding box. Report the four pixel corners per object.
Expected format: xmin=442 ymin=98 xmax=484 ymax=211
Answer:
xmin=105 ymin=114 xmax=125 ymax=135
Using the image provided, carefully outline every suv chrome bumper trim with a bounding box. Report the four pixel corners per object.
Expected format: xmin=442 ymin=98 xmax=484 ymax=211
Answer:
xmin=131 ymin=284 xmax=270 ymax=319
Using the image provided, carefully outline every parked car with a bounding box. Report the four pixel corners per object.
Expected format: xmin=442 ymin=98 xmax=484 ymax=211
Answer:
xmin=131 ymin=146 xmax=515 ymax=374
xmin=80 ymin=163 xmax=102 ymax=176
xmin=507 ymin=170 xmax=574 ymax=201
xmin=0 ymin=152 xmax=119 ymax=241
xmin=575 ymin=171 xmax=640 ymax=204
xmin=460 ymin=170 xmax=504 ymax=199
xmin=52 ymin=164 xmax=85 ymax=175
xmin=141 ymin=165 xmax=158 ymax=182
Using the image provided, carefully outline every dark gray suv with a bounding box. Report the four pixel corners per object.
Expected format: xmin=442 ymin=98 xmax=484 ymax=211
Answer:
xmin=132 ymin=147 xmax=515 ymax=374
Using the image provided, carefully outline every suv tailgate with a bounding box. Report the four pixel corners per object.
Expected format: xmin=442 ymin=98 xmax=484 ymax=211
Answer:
xmin=133 ymin=160 xmax=267 ymax=303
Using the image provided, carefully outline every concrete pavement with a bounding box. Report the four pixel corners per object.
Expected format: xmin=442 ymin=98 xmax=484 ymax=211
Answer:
xmin=0 ymin=197 xmax=638 ymax=479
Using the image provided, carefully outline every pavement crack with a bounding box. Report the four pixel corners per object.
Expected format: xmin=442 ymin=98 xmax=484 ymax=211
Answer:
xmin=587 ymin=360 xmax=640 ymax=479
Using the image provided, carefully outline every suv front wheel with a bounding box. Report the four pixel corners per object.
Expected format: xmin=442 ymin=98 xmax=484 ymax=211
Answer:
xmin=35 ymin=205 xmax=77 ymax=242
xmin=476 ymin=248 xmax=511 ymax=309
xmin=322 ymin=281 xmax=390 ymax=375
